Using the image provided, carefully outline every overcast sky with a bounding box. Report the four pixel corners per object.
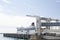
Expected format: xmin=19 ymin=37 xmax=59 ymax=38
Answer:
xmin=0 ymin=0 xmax=60 ymax=33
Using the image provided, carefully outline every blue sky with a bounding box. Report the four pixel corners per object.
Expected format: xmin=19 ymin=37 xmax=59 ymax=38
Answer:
xmin=0 ymin=0 xmax=60 ymax=18
xmin=0 ymin=0 xmax=60 ymax=33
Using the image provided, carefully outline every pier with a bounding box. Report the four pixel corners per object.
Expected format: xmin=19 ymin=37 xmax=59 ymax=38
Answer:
xmin=3 ymin=15 xmax=60 ymax=40
xmin=3 ymin=33 xmax=30 ymax=39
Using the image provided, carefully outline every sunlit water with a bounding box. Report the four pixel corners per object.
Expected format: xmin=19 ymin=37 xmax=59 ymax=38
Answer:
xmin=0 ymin=34 xmax=25 ymax=40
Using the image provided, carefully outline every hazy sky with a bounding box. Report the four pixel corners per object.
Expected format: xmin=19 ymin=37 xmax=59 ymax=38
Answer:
xmin=0 ymin=0 xmax=60 ymax=18
xmin=0 ymin=0 xmax=60 ymax=33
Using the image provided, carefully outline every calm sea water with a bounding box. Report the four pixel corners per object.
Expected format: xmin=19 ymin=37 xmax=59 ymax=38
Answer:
xmin=0 ymin=34 xmax=25 ymax=40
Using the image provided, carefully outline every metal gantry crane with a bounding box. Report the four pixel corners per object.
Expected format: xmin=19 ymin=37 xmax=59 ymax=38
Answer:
xmin=26 ymin=15 xmax=60 ymax=40
xmin=26 ymin=15 xmax=60 ymax=35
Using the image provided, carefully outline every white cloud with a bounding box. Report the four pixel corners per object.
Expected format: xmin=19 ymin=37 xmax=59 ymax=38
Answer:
xmin=0 ymin=13 xmax=36 ymax=33
xmin=0 ymin=13 xmax=36 ymax=27
xmin=0 ymin=5 xmax=2 ymax=7
xmin=2 ymin=0 xmax=11 ymax=4
xmin=0 ymin=5 xmax=4 ymax=11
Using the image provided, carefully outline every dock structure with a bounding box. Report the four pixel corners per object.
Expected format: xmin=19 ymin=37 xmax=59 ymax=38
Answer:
xmin=3 ymin=15 xmax=60 ymax=40
xmin=26 ymin=15 xmax=60 ymax=40
xmin=3 ymin=33 xmax=30 ymax=39
xmin=26 ymin=15 xmax=60 ymax=33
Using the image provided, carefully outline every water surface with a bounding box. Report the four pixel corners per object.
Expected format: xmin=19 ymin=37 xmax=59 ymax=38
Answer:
xmin=0 ymin=34 xmax=25 ymax=40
